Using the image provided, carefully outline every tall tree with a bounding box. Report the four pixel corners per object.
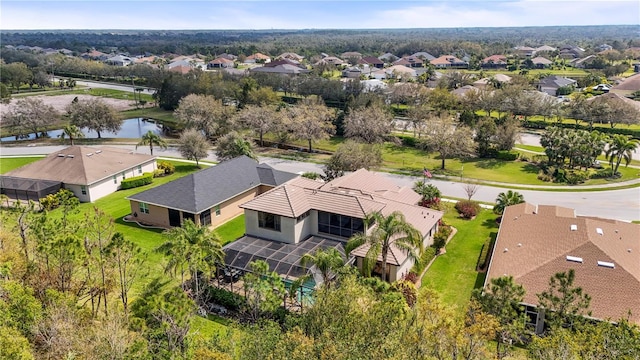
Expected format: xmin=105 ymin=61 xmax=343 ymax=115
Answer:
xmin=235 ymin=104 xmax=281 ymax=146
xmin=105 ymin=232 xmax=145 ymax=314
xmin=4 ymin=97 xmax=59 ymax=139
xmin=537 ymin=269 xmax=591 ymax=330
xmin=300 ymin=248 xmax=345 ymax=289
xmin=136 ymin=130 xmax=167 ymax=156
xmin=82 ymin=207 xmax=115 ymax=317
xmin=343 ymin=105 xmax=394 ymax=144
xmin=605 ymin=134 xmax=639 ymax=175
xmin=66 ymin=97 xmax=122 ymax=138
xmin=346 ymin=211 xmax=422 ymax=282
xmin=421 ymin=116 xmax=476 ymax=169
xmin=174 ymin=94 xmax=235 ymax=140
xmin=493 ymin=190 xmax=525 ymax=215
xmin=214 ymin=131 xmax=257 ymax=161
xmin=243 ymin=260 xmax=286 ymax=322
xmin=288 ymin=99 xmax=335 ymax=152
xmin=322 ymin=140 xmax=382 ymax=181
xmin=177 ymin=129 xmax=209 ymax=168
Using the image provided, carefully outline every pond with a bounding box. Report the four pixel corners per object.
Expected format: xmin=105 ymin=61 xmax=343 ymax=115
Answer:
xmin=1 ymin=118 xmax=166 ymax=142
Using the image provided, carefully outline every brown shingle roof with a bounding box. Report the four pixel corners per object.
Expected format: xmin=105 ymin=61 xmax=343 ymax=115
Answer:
xmin=486 ymin=203 xmax=640 ymax=324
xmin=5 ymin=146 xmax=155 ymax=185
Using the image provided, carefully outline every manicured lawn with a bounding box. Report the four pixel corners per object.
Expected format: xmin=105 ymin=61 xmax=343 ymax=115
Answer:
xmin=420 ymin=205 xmax=499 ymax=311
xmin=121 ymin=107 xmax=179 ymax=125
xmin=216 ymin=215 xmax=246 ymax=245
xmin=0 ymin=156 xmax=43 ymax=173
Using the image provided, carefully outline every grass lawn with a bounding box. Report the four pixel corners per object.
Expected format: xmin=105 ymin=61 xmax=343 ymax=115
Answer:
xmin=0 ymin=156 xmax=43 ymax=173
xmin=216 ymin=215 xmax=246 ymax=245
xmin=420 ymin=204 xmax=499 ymax=311
xmin=120 ymin=107 xmax=179 ymax=125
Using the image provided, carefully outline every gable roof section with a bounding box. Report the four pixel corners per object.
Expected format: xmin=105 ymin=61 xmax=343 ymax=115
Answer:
xmin=486 ymin=202 xmax=640 ymax=324
xmin=5 ymin=146 xmax=155 ymax=186
xmin=128 ymin=156 xmax=297 ymax=214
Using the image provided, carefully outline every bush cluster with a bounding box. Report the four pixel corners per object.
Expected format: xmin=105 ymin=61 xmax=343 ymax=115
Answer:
xmin=477 ymin=237 xmax=495 ymax=271
xmin=120 ymin=173 xmax=153 ymax=190
xmin=157 ymin=161 xmax=175 ymax=175
xmin=495 ymin=150 xmax=519 ymax=161
xmin=207 ymin=286 xmax=245 ymax=312
xmin=455 ymin=200 xmax=481 ymax=219
xmin=537 ymin=166 xmax=612 ymax=184
xmin=39 ymin=189 xmax=77 ymax=211
xmin=412 ymin=246 xmax=438 ymax=274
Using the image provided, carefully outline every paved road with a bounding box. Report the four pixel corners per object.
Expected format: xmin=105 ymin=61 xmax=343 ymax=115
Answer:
xmin=53 ymin=77 xmax=155 ymax=95
xmin=2 ymin=144 xmax=639 ymax=221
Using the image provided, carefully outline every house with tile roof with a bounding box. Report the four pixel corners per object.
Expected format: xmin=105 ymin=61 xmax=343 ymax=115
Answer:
xmin=127 ymin=156 xmax=297 ymax=229
xmin=430 ymin=55 xmax=469 ymax=69
xmin=481 ymin=55 xmax=508 ymax=69
xmin=531 ymin=56 xmax=553 ymax=69
xmin=2 ymin=146 xmax=156 ymax=203
xmin=485 ymin=203 xmax=640 ymax=333
xmin=412 ymin=52 xmax=436 ymax=61
xmin=610 ymin=73 xmax=640 ymax=97
xmin=235 ymin=169 xmax=443 ymax=282
xmin=208 ymin=57 xmax=235 ymax=69
xmin=244 ymin=52 xmax=271 ymax=64
xmin=359 ymin=56 xmax=384 ymax=69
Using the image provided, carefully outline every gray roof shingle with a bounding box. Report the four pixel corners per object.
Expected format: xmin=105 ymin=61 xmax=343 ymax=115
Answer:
xmin=127 ymin=156 xmax=297 ymax=214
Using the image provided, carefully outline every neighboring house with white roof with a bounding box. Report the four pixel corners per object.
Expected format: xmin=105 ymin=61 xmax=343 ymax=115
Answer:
xmin=1 ymin=146 xmax=156 ymax=203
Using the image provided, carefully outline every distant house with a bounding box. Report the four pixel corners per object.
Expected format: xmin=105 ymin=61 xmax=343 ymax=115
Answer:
xmin=597 ymin=44 xmax=613 ymax=52
xmin=394 ymin=55 xmax=424 ymax=68
xmin=105 ymin=55 xmax=133 ymax=67
xmin=411 ymin=51 xmax=436 ymax=61
xmin=341 ymin=51 xmax=362 ymax=60
xmin=514 ymin=46 xmax=536 ymax=57
xmin=82 ymin=49 xmax=109 ymax=61
xmin=315 ymin=56 xmax=345 ymax=66
xmin=385 ymin=65 xmax=418 ymax=79
xmin=1 ymin=146 xmax=156 ymax=203
xmin=535 ymin=45 xmax=556 ymax=53
xmin=451 ymin=85 xmax=479 ymax=98
xmin=485 ymin=203 xmax=640 ymax=333
xmin=208 ymin=57 xmax=235 ymax=69
xmin=473 ymin=74 xmax=512 ymax=88
xmin=430 ymin=55 xmax=468 ymax=69
xmin=127 ymin=156 xmax=297 ymax=229
xmin=610 ymin=73 xmax=640 ymax=96
xmin=342 ymin=66 xmax=364 ymax=79
xmin=359 ymin=56 xmax=384 ymax=69
xmin=481 ymin=55 xmax=508 ymax=69
xmin=537 ymin=75 xmax=577 ymax=96
xmin=263 ymin=58 xmax=306 ymax=69
xmin=570 ymin=55 xmax=599 ymax=69
xmin=228 ymin=169 xmax=443 ymax=283
xmin=531 ymin=56 xmax=553 ymax=69
xmin=250 ymin=64 xmax=310 ymax=75
xmin=244 ymin=53 xmax=271 ymax=64
xmin=378 ymin=53 xmax=398 ymax=63
xmin=276 ymin=52 xmax=304 ymax=62
xmin=559 ymin=46 xmax=585 ymax=59
xmin=168 ymin=58 xmax=206 ymax=72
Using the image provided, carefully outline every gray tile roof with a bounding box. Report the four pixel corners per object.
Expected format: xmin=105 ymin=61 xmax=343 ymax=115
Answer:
xmin=127 ymin=156 xmax=297 ymax=214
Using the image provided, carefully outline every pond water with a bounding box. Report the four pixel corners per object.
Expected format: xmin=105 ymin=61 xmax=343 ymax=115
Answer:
xmin=1 ymin=118 xmax=166 ymax=142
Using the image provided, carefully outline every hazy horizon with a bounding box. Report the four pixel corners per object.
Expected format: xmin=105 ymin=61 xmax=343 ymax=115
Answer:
xmin=1 ymin=1 xmax=638 ymax=31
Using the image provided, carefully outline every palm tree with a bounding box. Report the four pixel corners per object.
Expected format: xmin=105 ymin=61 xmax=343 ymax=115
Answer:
xmin=136 ymin=130 xmax=168 ymax=156
xmin=605 ymin=134 xmax=638 ymax=176
xmin=493 ymin=190 xmax=525 ymax=215
xmin=300 ymin=248 xmax=345 ymax=289
xmin=413 ymin=181 xmax=441 ymax=207
xmin=157 ymin=219 xmax=224 ymax=297
xmin=58 ymin=124 xmax=84 ymax=145
xmin=346 ymin=211 xmax=422 ymax=282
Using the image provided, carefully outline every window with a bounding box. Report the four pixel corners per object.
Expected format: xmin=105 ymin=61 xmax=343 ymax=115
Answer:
xmin=200 ymin=209 xmax=211 ymax=226
xmin=215 ymin=205 xmax=221 ymax=216
xmin=113 ymin=175 xmax=117 ymax=184
xmin=81 ymin=186 xmax=87 ymax=195
xmin=258 ymin=212 xmax=281 ymax=232
xmin=317 ymin=211 xmax=364 ymax=238
xmin=137 ymin=165 xmax=142 ymax=174
xmin=139 ymin=202 xmax=149 ymax=214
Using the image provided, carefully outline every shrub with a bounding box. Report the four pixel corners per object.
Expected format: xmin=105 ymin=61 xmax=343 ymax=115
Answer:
xmin=412 ymin=247 xmax=437 ymax=274
xmin=152 ymin=169 xmax=165 ymax=178
xmin=496 ymin=150 xmax=519 ymax=161
xmin=157 ymin=161 xmax=175 ymax=175
xmin=433 ymin=225 xmax=452 ymax=250
xmin=403 ymin=272 xmax=418 ymax=284
xmin=537 ymin=171 xmax=553 ymax=182
xmin=455 ymin=200 xmax=481 ymax=219
xmin=590 ymin=168 xmax=614 ymax=179
xmin=566 ymin=170 xmax=589 ymax=185
xmin=40 ymin=193 xmax=60 ymax=211
xmin=477 ymin=237 xmax=495 ymax=271
xmin=399 ymin=135 xmax=417 ymax=148
xmin=120 ymin=173 xmax=153 ymax=190
xmin=207 ymin=286 xmax=245 ymax=311
xmin=301 ymin=172 xmax=321 ymax=180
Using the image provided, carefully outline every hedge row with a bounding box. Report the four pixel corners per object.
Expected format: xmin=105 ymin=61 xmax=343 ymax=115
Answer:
xmin=523 ymin=119 xmax=640 ymax=139
xmin=120 ymin=172 xmax=153 ymax=189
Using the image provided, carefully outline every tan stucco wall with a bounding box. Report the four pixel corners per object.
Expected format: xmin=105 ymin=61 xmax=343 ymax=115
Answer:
xmin=245 ymin=209 xmax=296 ymax=243
xmin=129 ymin=200 xmax=171 ymax=228
xmin=294 ymin=210 xmax=317 ymax=242
xmin=209 ymin=188 xmax=261 ymax=228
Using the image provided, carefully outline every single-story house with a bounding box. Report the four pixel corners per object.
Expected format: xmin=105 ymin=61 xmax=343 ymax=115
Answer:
xmin=570 ymin=55 xmax=599 ymax=69
xmin=610 ymin=73 xmax=640 ymax=97
xmin=481 ymin=55 xmax=508 ymax=69
xmin=1 ymin=146 xmax=156 ymax=203
xmin=250 ymin=64 xmax=310 ymax=75
xmin=378 ymin=53 xmax=398 ymax=63
xmin=485 ymin=203 xmax=640 ymax=333
xmin=244 ymin=53 xmax=271 ymax=64
xmin=105 ymin=55 xmax=132 ymax=67
xmin=451 ymin=85 xmax=479 ymax=98
xmin=341 ymin=51 xmax=362 ymax=60
xmin=126 ymin=156 xmax=297 ymax=229
xmin=514 ymin=46 xmax=536 ymax=57
xmin=535 ymin=45 xmax=556 ymax=53
xmin=385 ymin=65 xmax=417 ymax=79
xmin=276 ymin=52 xmax=304 ymax=62
xmin=430 ymin=55 xmax=469 ymax=69
xmin=412 ymin=52 xmax=436 ymax=61
xmin=359 ymin=56 xmax=384 ymax=69
xmin=232 ymin=169 xmax=443 ymax=283
xmin=537 ymin=75 xmax=577 ymax=96
xmin=208 ymin=57 xmax=235 ymax=69
xmin=315 ymin=56 xmax=345 ymax=66
xmin=473 ymin=74 xmax=512 ymax=88
xmin=531 ymin=56 xmax=553 ymax=69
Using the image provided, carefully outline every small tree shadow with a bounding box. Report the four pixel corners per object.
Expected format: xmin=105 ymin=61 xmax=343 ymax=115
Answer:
xmin=522 ymin=163 xmax=541 ymax=174
xmin=475 ymin=159 xmax=507 ymax=169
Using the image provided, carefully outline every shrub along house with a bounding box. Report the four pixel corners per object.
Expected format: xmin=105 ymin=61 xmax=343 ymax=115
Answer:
xmin=223 ymin=169 xmax=444 ymax=285
xmin=126 ymin=156 xmax=297 ymax=228
xmin=485 ymin=203 xmax=640 ymax=333
xmin=1 ymin=146 xmax=156 ymax=203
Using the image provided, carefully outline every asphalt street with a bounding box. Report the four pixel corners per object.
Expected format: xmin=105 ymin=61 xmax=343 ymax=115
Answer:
xmin=2 ymin=144 xmax=639 ymax=221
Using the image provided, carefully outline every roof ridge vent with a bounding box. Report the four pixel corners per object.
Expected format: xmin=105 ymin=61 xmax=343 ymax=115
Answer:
xmin=596 ymin=228 xmax=604 ymax=235
xmin=95 ymin=150 xmax=102 ymax=154
xmin=67 ymin=154 xmax=74 ymax=158
xmin=597 ymin=261 xmax=614 ymax=268
xmin=570 ymin=224 xmax=577 ymax=231
xmin=566 ymin=255 xmax=583 ymax=263
xmin=58 ymin=154 xmax=65 ymax=157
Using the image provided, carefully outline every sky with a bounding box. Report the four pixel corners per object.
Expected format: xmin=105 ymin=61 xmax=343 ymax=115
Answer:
xmin=0 ymin=0 xmax=638 ymax=30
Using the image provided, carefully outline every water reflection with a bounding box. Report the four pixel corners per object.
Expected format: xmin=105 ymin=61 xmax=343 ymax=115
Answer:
xmin=1 ymin=118 xmax=165 ymax=142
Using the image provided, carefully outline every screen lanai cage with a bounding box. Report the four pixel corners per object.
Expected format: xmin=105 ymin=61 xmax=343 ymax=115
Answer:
xmin=0 ymin=176 xmax=62 ymax=205
xmin=222 ymin=236 xmax=346 ymax=288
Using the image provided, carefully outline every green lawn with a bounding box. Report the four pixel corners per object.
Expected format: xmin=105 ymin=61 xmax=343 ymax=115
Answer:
xmin=216 ymin=215 xmax=246 ymax=245
xmin=420 ymin=205 xmax=499 ymax=311
xmin=0 ymin=156 xmax=43 ymax=173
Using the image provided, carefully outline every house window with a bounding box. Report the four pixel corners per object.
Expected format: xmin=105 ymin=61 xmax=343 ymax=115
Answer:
xmin=317 ymin=211 xmax=364 ymax=238
xmin=81 ymin=186 xmax=87 ymax=195
xmin=258 ymin=211 xmax=281 ymax=232
xmin=137 ymin=165 xmax=142 ymax=174
xmin=139 ymin=202 xmax=149 ymax=214
xmin=113 ymin=175 xmax=117 ymax=184
xmin=296 ymin=210 xmax=310 ymax=222
xmin=200 ymin=209 xmax=211 ymax=226
xmin=215 ymin=205 xmax=221 ymax=216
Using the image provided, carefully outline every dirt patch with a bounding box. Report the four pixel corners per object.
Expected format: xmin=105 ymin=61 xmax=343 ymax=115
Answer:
xmin=0 ymin=94 xmax=136 ymax=120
